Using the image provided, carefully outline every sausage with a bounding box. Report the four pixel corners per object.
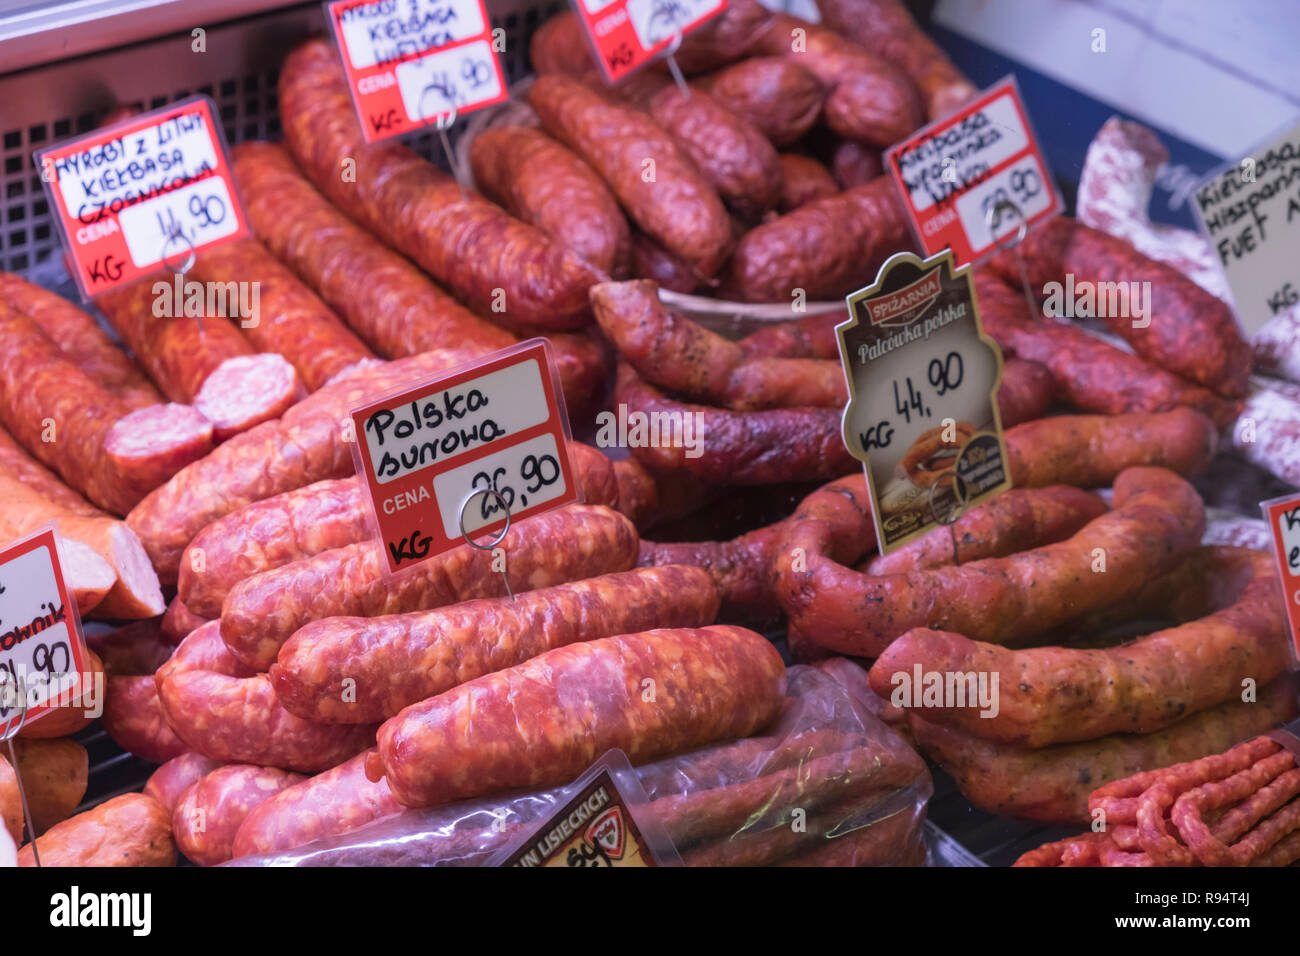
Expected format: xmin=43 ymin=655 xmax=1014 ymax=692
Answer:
xmin=995 ymin=357 xmax=1055 ymax=427
xmin=871 ymin=548 xmax=1291 ymax=746
xmin=722 ymin=177 xmax=914 ymax=302
xmin=16 ymin=648 xmax=103 ymax=739
xmin=173 ymin=764 xmax=307 ymax=865
xmin=5 ymin=530 xmax=112 ymax=617
xmin=19 ymin=792 xmax=176 ymax=867
xmin=0 ymin=299 xmax=202 ymax=515
xmin=528 ymin=74 xmax=734 ymax=277
xmin=156 ymin=623 xmax=376 ymax=772
xmin=627 ymin=230 xmax=705 ymax=293
xmin=469 ymin=127 xmax=629 ymax=275
xmin=528 ymin=9 xmax=600 ymax=78
xmin=776 ymin=467 xmax=1205 ymax=657
xmin=0 ymin=422 xmax=103 ymax=517
xmin=827 ymin=140 xmax=883 ymax=189
xmin=370 ymin=625 xmax=787 ymax=807
xmin=189 ymin=236 xmax=375 ymax=390
xmin=0 ymin=272 xmax=160 ymax=410
xmin=280 ymin=39 xmax=600 ymax=332
xmin=0 ymin=758 xmax=21 ymax=844
xmin=219 ymin=503 xmax=638 ymax=671
xmin=273 ymin=565 xmax=719 ymax=723
xmin=103 ymin=402 xmax=215 ymax=503
xmin=696 ymin=58 xmax=825 ymax=147
xmin=232 ymin=749 xmax=402 ymax=859
xmin=161 ymin=596 xmax=210 ymax=646
xmin=988 ymin=218 xmax=1250 ymax=398
xmin=194 ymin=353 xmax=304 ymax=442
xmin=593 ymin=280 xmax=845 ymax=409
xmin=176 ymin=440 xmax=617 ymax=619
xmin=3 ymin=738 xmax=87 ymax=835
xmin=739 ymin=312 xmax=841 ymax=360
xmin=126 ymin=348 xmax=480 ymax=587
xmin=778 ymin=154 xmax=839 ymax=211
xmin=0 ymin=476 xmax=159 ymax=621
xmin=910 ymin=676 xmax=1299 ymax=824
xmin=103 ymin=675 xmax=189 ymax=764
xmin=754 ymin=13 xmax=923 ymax=147
xmin=815 ymin=0 xmax=978 ymax=120
xmin=639 ymin=525 xmax=786 ymax=628
xmin=646 ymin=86 xmax=783 ymax=219
xmin=974 ymin=270 xmax=1240 ymax=427
xmin=613 ymin=363 xmax=856 ymax=483
xmin=671 ymin=0 xmax=775 ymax=72
xmin=144 ymin=752 xmax=223 ymax=814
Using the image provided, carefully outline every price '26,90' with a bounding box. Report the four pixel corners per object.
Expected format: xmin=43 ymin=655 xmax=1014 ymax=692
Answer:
xmin=471 ymin=453 xmax=562 ymax=520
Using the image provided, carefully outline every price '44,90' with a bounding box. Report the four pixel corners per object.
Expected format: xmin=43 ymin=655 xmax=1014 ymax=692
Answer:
xmin=892 ymin=351 xmax=965 ymax=425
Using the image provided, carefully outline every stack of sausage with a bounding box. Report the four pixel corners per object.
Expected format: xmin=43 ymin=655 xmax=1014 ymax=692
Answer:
xmin=1016 ymin=733 xmax=1300 ymax=866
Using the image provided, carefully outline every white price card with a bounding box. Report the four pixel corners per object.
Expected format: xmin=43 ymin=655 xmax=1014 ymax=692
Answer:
xmin=33 ymin=98 xmax=248 ymax=300
xmin=1191 ymin=116 xmax=1300 ymax=336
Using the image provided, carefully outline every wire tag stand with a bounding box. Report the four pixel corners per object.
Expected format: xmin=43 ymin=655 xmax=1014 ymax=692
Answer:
xmin=458 ymin=486 xmax=515 ymax=601
xmin=985 ymin=198 xmax=1036 ymax=315
xmin=0 ymin=676 xmax=40 ymax=866
xmin=927 ymin=470 xmax=970 ymax=567
xmin=160 ymin=229 xmax=201 ymax=333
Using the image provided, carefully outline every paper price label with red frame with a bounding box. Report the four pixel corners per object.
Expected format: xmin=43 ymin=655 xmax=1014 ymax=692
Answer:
xmin=1261 ymin=493 xmax=1300 ymax=668
xmin=571 ymin=0 xmax=726 ymax=83
xmin=350 ymin=340 xmax=578 ymax=576
xmin=325 ymin=0 xmax=507 ymax=143
xmin=884 ymin=76 xmax=1063 ymax=267
xmin=0 ymin=528 xmax=90 ymax=739
xmin=34 ymin=97 xmax=249 ymax=300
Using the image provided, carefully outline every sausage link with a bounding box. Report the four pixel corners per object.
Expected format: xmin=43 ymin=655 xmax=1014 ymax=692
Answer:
xmin=627 ymin=230 xmax=705 ymax=293
xmin=273 ymin=565 xmax=719 ymax=723
xmin=3 ymin=738 xmax=88 ymax=835
xmin=910 ymin=676 xmax=1299 ymax=824
xmin=528 ymin=10 xmax=601 ymax=78
xmin=988 ymin=218 xmax=1250 ymax=398
xmin=220 ymin=503 xmax=639 ymax=671
xmin=528 ymin=74 xmax=733 ymax=277
xmin=754 ymin=13 xmax=923 ymax=147
xmin=280 ymin=39 xmax=600 ymax=331
xmin=18 ymin=793 xmax=175 ymax=867
xmin=145 ymin=752 xmax=223 ymax=814
xmin=696 ymin=58 xmax=825 ymax=147
xmin=161 ymin=596 xmax=210 ymax=645
xmin=370 ymin=625 xmax=787 ymax=808
xmin=827 ymin=140 xmax=883 ymax=189
xmin=722 ymin=177 xmax=914 ymax=302
xmin=671 ymin=0 xmax=774 ymax=72
xmin=777 ymin=154 xmax=839 ymax=211
xmin=871 ymin=548 xmax=1290 ymax=746
xmin=103 ymin=675 xmax=190 ymax=764
xmin=0 ymin=422 xmax=103 ymax=517
xmin=0 ymin=758 xmax=20 ymax=844
xmin=173 ymin=764 xmax=306 ymax=865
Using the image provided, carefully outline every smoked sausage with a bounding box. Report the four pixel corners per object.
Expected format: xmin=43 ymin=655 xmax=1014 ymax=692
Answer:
xmin=18 ymin=793 xmax=175 ymax=867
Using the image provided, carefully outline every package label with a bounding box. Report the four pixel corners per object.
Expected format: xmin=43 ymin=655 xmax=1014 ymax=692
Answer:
xmin=1261 ymin=492 xmax=1300 ymax=667
xmin=350 ymin=340 xmax=577 ymax=575
xmin=34 ymin=98 xmax=248 ymax=299
xmin=885 ymin=76 xmax=1063 ymax=266
xmin=0 ymin=529 xmax=89 ymax=739
xmin=326 ymin=0 xmax=507 ymax=142
xmin=1191 ymin=118 xmax=1300 ymax=336
xmin=838 ymin=250 xmax=1010 ymax=553
xmin=570 ymin=0 xmax=725 ymax=83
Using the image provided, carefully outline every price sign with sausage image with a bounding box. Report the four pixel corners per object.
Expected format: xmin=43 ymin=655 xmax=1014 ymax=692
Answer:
xmin=0 ymin=528 xmax=90 ymax=740
xmin=350 ymin=339 xmax=578 ymax=576
xmin=34 ymin=97 xmax=249 ymax=300
xmin=1261 ymin=492 xmax=1300 ymax=667
xmin=837 ymin=249 xmax=1011 ymax=553
xmin=571 ymin=0 xmax=727 ymax=83
xmin=885 ymin=76 xmax=1063 ymax=267
xmin=326 ymin=0 xmax=507 ymax=142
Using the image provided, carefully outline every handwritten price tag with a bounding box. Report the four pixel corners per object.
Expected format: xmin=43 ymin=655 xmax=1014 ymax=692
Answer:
xmin=350 ymin=340 xmax=578 ymax=575
xmin=33 ymin=97 xmax=247 ymax=299
xmin=326 ymin=0 xmax=507 ymax=142
xmin=0 ymin=528 xmax=90 ymax=739
xmin=1191 ymin=118 xmax=1300 ymax=336
xmin=1261 ymin=493 xmax=1300 ymax=667
xmin=837 ymin=250 xmax=1011 ymax=553
xmin=571 ymin=0 xmax=726 ymax=83
xmin=885 ymin=76 xmax=1063 ymax=267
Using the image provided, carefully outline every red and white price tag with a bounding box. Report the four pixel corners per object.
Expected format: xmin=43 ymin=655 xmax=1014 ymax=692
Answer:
xmin=885 ymin=76 xmax=1063 ymax=267
xmin=571 ymin=0 xmax=726 ymax=83
xmin=325 ymin=0 xmax=507 ymax=143
xmin=1262 ymin=493 xmax=1300 ymax=668
xmin=0 ymin=528 xmax=90 ymax=739
xmin=350 ymin=340 xmax=578 ymax=576
xmin=34 ymin=97 xmax=248 ymax=300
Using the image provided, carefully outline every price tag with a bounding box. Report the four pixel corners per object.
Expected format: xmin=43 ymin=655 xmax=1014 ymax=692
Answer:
xmin=1260 ymin=492 xmax=1300 ymax=668
xmin=489 ymin=750 xmax=681 ymax=867
xmin=837 ymin=250 xmax=1011 ymax=554
xmin=1190 ymin=117 xmax=1300 ymax=336
xmin=350 ymin=339 xmax=577 ymax=575
xmin=325 ymin=0 xmax=507 ymax=143
xmin=33 ymin=97 xmax=248 ymax=300
xmin=884 ymin=76 xmax=1063 ymax=266
xmin=570 ymin=0 xmax=726 ymax=83
xmin=0 ymin=528 xmax=90 ymax=739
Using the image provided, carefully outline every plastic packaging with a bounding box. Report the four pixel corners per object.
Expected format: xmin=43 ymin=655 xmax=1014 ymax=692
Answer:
xmin=226 ymin=660 xmax=932 ymax=867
